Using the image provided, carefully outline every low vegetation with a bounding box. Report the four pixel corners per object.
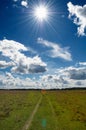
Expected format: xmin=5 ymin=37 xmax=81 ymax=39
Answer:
xmin=0 ymin=90 xmax=86 ymax=130
xmin=0 ymin=90 xmax=41 ymax=130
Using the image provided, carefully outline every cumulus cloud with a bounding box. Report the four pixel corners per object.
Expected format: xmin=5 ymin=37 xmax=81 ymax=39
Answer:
xmin=37 ymin=38 xmax=72 ymax=61
xmin=21 ymin=0 xmax=28 ymax=8
xmin=11 ymin=56 xmax=47 ymax=74
xmin=40 ymin=65 xmax=86 ymax=89
xmin=69 ymin=67 xmax=86 ymax=80
xmin=0 ymin=62 xmax=86 ymax=89
xmin=0 ymin=39 xmax=47 ymax=74
xmin=40 ymin=65 xmax=86 ymax=88
xmin=57 ymin=66 xmax=86 ymax=80
xmin=67 ymin=2 xmax=86 ymax=36
xmin=0 ymin=39 xmax=86 ymax=89
xmin=0 ymin=61 xmax=14 ymax=69
xmin=28 ymin=64 xmax=47 ymax=73
xmin=0 ymin=73 xmax=37 ymax=89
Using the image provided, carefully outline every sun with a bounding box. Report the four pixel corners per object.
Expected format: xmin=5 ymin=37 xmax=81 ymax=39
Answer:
xmin=29 ymin=1 xmax=55 ymax=28
xmin=34 ymin=5 xmax=48 ymax=22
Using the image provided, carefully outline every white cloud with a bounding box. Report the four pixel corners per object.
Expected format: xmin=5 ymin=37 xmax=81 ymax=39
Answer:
xmin=0 ymin=40 xmax=86 ymax=89
xmin=79 ymin=62 xmax=86 ymax=66
xmin=0 ymin=61 xmax=14 ymax=69
xmin=67 ymin=2 xmax=86 ymax=36
xmin=39 ymin=65 xmax=86 ymax=89
xmin=11 ymin=56 xmax=47 ymax=74
xmin=0 ymin=62 xmax=86 ymax=89
xmin=21 ymin=0 xmax=28 ymax=8
xmin=0 ymin=73 xmax=37 ymax=89
xmin=37 ymin=38 xmax=72 ymax=61
xmin=56 ymin=66 xmax=86 ymax=80
xmin=69 ymin=67 xmax=86 ymax=80
xmin=13 ymin=0 xmax=29 ymax=8
xmin=0 ymin=39 xmax=47 ymax=74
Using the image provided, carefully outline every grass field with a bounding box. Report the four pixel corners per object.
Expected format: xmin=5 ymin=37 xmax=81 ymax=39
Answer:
xmin=0 ymin=90 xmax=86 ymax=130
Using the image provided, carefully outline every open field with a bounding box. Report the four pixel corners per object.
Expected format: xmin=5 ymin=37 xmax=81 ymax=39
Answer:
xmin=0 ymin=90 xmax=86 ymax=130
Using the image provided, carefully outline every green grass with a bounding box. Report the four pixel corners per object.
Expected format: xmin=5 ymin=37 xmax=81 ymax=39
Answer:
xmin=0 ymin=90 xmax=86 ymax=130
xmin=48 ymin=90 xmax=86 ymax=130
xmin=29 ymin=90 xmax=86 ymax=130
xmin=0 ymin=90 xmax=41 ymax=130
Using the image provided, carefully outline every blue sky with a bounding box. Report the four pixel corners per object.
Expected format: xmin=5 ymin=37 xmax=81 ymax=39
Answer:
xmin=0 ymin=0 xmax=86 ymax=89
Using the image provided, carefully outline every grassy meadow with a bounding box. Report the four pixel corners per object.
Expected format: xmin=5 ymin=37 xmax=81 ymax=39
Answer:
xmin=0 ymin=90 xmax=86 ymax=130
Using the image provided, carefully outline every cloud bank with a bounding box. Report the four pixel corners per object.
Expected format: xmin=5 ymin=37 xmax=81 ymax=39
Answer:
xmin=0 ymin=63 xmax=86 ymax=89
xmin=67 ymin=2 xmax=86 ymax=36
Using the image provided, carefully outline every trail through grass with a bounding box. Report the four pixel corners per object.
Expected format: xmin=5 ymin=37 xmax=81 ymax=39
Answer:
xmin=0 ymin=90 xmax=41 ymax=130
xmin=29 ymin=90 xmax=86 ymax=130
xmin=0 ymin=90 xmax=86 ymax=130
xmin=29 ymin=94 xmax=58 ymax=130
xmin=22 ymin=95 xmax=42 ymax=130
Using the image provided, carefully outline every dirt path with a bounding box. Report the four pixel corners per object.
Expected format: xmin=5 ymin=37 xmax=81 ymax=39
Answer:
xmin=22 ymin=95 xmax=42 ymax=130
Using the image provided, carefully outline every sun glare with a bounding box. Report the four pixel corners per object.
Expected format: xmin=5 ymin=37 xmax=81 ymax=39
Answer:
xmin=34 ymin=5 xmax=48 ymax=22
xmin=30 ymin=1 xmax=55 ymax=29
